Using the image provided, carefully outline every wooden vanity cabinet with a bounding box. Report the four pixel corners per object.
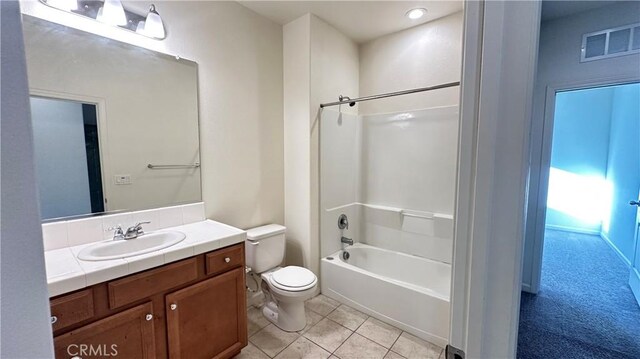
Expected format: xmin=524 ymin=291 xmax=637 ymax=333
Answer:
xmin=54 ymin=302 xmax=156 ymax=359
xmin=50 ymin=243 xmax=247 ymax=359
xmin=166 ymin=267 xmax=247 ymax=358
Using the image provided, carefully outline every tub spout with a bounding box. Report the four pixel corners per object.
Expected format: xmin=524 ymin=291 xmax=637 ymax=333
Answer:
xmin=341 ymin=236 xmax=354 ymax=245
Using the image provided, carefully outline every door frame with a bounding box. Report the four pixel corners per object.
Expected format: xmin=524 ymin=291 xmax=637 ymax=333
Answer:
xmin=449 ymin=1 xmax=541 ymax=357
xmin=29 ymin=88 xmax=111 ymax=213
xmin=528 ymin=75 xmax=640 ymax=294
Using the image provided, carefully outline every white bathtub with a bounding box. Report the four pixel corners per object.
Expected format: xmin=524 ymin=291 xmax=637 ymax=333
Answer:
xmin=320 ymin=243 xmax=450 ymax=346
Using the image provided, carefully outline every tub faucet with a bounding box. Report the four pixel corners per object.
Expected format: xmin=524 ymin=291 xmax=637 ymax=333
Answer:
xmin=341 ymin=236 xmax=354 ymax=246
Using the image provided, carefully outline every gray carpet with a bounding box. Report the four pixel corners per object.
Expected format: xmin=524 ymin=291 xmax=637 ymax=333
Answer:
xmin=517 ymin=229 xmax=640 ymax=359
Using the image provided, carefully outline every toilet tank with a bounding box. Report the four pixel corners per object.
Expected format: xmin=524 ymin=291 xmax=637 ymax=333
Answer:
xmin=245 ymin=224 xmax=286 ymax=273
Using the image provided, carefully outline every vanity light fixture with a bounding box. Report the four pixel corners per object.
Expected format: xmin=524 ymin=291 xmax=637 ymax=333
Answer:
xmin=406 ymin=8 xmax=427 ymax=20
xmin=137 ymin=4 xmax=165 ymax=39
xmin=39 ymin=0 xmax=166 ymax=40
xmin=96 ymin=0 xmax=127 ymax=26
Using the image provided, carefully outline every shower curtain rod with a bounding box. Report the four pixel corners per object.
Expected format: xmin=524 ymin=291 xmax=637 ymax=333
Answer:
xmin=319 ymin=81 xmax=460 ymax=108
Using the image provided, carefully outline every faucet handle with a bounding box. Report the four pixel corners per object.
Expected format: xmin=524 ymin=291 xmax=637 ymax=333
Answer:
xmin=338 ymin=214 xmax=349 ymax=230
xmin=133 ymin=221 xmax=151 ymax=229
xmin=130 ymin=221 xmax=151 ymax=235
xmin=106 ymin=225 xmax=124 ymax=240
xmin=106 ymin=224 xmax=123 ymax=232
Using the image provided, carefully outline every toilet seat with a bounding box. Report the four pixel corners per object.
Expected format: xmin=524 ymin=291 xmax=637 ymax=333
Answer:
xmin=269 ymin=266 xmax=317 ymax=292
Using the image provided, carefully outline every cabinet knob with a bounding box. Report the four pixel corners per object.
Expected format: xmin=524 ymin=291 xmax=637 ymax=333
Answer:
xmin=170 ymin=303 xmax=178 ymax=311
xmin=224 ymin=257 xmax=231 ymax=263
xmin=145 ymin=314 xmax=153 ymax=321
xmin=50 ymin=316 xmax=57 ymax=324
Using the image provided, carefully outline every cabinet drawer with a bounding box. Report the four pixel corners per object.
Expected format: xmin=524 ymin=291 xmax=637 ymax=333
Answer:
xmin=108 ymin=258 xmax=198 ymax=309
xmin=50 ymin=289 xmax=94 ymax=332
xmin=206 ymin=244 xmax=243 ymax=276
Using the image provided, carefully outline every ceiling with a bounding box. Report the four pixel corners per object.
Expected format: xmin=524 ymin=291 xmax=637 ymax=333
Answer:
xmin=238 ymin=1 xmax=463 ymax=43
xmin=541 ymin=1 xmax=617 ymax=21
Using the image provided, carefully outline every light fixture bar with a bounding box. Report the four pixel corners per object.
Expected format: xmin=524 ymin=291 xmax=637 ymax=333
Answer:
xmin=38 ymin=0 xmax=166 ymax=40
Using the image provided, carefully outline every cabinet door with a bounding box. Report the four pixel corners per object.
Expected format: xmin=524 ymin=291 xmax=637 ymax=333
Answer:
xmin=166 ymin=267 xmax=247 ymax=359
xmin=54 ymin=302 xmax=156 ymax=359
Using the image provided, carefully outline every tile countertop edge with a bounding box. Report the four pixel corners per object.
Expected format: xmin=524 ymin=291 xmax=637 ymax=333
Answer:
xmin=46 ymin=219 xmax=247 ymax=298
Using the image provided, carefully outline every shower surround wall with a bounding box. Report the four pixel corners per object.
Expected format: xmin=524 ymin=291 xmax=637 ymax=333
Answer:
xmin=321 ymin=106 xmax=459 ymax=262
xmin=320 ymin=11 xmax=463 ymax=262
xmin=283 ymin=10 xmax=462 ymax=270
xmin=359 ymin=12 xmax=462 ymax=114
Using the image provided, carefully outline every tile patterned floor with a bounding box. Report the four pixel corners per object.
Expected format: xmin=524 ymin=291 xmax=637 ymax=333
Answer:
xmin=235 ymin=294 xmax=444 ymax=359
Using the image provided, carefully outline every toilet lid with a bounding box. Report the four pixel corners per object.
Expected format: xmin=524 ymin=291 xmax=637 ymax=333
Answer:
xmin=271 ymin=266 xmax=317 ymax=289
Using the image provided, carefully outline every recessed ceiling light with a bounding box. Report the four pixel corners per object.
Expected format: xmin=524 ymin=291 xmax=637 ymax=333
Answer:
xmin=406 ymin=8 xmax=427 ymax=20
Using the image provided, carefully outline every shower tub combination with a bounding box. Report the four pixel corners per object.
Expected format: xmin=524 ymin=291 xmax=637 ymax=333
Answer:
xmin=319 ymin=91 xmax=459 ymax=347
xmin=321 ymin=243 xmax=451 ymax=347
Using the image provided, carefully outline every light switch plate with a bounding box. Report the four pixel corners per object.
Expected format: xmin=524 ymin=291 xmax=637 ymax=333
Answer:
xmin=114 ymin=174 xmax=132 ymax=185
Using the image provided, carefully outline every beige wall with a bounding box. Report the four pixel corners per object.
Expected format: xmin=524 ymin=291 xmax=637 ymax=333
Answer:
xmin=20 ymin=0 xmax=284 ymax=229
xmin=284 ymin=14 xmax=359 ymax=274
xmin=283 ymin=14 xmax=312 ymax=270
xmin=359 ymin=12 xmax=463 ymax=115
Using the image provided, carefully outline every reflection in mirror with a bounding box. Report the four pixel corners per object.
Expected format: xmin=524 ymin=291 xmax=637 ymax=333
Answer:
xmin=31 ymin=97 xmax=104 ymax=219
xmin=23 ymin=16 xmax=202 ymax=221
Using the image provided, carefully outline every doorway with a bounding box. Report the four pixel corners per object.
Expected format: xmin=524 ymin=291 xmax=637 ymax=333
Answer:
xmin=518 ymin=82 xmax=640 ymax=358
xmin=30 ymin=96 xmax=105 ymax=220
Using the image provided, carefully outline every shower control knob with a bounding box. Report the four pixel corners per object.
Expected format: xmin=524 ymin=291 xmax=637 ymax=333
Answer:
xmin=338 ymin=214 xmax=349 ymax=230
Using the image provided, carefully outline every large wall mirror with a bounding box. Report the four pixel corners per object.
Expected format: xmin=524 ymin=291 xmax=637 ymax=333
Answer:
xmin=23 ymin=16 xmax=201 ymax=221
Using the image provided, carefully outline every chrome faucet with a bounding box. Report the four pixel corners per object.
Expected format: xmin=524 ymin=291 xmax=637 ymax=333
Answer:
xmin=341 ymin=236 xmax=354 ymax=246
xmin=124 ymin=221 xmax=151 ymax=240
xmin=108 ymin=225 xmax=125 ymax=241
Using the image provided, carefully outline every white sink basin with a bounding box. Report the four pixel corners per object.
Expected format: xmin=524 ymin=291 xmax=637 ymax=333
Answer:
xmin=77 ymin=231 xmax=186 ymax=261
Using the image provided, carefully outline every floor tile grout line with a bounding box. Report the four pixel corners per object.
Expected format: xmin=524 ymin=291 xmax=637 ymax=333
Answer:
xmin=269 ymin=331 xmax=304 ymax=359
xmin=301 ymin=329 xmax=344 ymax=355
xmin=255 ymin=342 xmax=275 ymax=359
xmin=389 ymin=330 xmax=403 ymax=349
xmin=330 ymin=330 xmax=357 ymax=357
xmin=249 ymin=323 xmax=300 ymax=358
xmin=324 ymin=312 xmax=365 ymax=333
xmin=387 ymin=331 xmax=406 ymax=358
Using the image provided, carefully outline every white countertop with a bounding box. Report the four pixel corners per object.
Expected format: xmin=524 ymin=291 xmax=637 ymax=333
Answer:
xmin=45 ymin=220 xmax=246 ymax=297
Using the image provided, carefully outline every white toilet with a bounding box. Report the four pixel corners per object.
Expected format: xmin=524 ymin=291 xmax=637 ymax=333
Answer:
xmin=245 ymin=224 xmax=318 ymax=332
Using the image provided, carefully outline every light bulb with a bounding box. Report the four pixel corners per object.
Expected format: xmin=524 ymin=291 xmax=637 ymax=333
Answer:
xmin=96 ymin=0 xmax=127 ymax=26
xmin=406 ymin=8 xmax=427 ymax=20
xmin=141 ymin=4 xmax=165 ymax=39
xmin=135 ymin=21 xmax=146 ymax=33
xmin=46 ymin=0 xmax=77 ymax=11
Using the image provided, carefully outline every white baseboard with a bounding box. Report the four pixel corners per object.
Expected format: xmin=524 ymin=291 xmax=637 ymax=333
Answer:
xmin=600 ymin=232 xmax=631 ymax=268
xmin=545 ymin=224 xmax=600 ymax=235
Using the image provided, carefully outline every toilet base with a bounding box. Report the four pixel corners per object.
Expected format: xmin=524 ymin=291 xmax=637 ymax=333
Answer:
xmin=262 ymin=299 xmax=306 ymax=332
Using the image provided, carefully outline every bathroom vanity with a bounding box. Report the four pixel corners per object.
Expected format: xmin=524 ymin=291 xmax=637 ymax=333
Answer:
xmin=50 ymin=242 xmax=247 ymax=359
